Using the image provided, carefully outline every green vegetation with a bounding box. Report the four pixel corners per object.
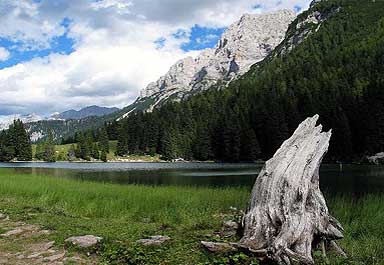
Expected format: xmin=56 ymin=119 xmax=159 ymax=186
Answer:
xmin=32 ymin=140 xmax=161 ymax=162
xmin=35 ymin=131 xmax=56 ymax=162
xmin=0 ymin=120 xmax=32 ymax=162
xmin=0 ymin=169 xmax=382 ymax=264
xmin=95 ymin=1 xmax=384 ymax=162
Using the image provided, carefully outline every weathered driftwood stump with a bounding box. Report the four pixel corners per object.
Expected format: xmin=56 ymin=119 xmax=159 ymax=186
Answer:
xmin=239 ymin=115 xmax=345 ymax=264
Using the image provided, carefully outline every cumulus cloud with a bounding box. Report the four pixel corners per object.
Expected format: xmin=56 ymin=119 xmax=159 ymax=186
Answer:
xmin=0 ymin=47 xmax=10 ymax=61
xmin=0 ymin=0 xmax=311 ymax=116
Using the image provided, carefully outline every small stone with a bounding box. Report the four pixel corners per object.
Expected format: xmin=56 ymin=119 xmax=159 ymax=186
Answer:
xmin=222 ymin=221 xmax=239 ymax=237
xmin=1 ymin=227 xmax=24 ymax=237
xmin=201 ymin=241 xmax=237 ymax=253
xmin=41 ymin=241 xmax=55 ymax=251
xmin=65 ymin=235 xmax=102 ymax=248
xmin=141 ymin=217 xmax=151 ymax=223
xmin=136 ymin=235 xmax=170 ymax=246
xmin=43 ymin=252 xmax=65 ymax=262
xmin=0 ymin=213 xmax=7 ymax=220
xmin=27 ymin=252 xmax=45 ymax=259
xmin=223 ymin=221 xmax=239 ymax=230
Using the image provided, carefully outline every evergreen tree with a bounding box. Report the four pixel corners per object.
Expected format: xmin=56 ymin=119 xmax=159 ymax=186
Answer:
xmin=101 ymin=150 xmax=108 ymax=162
xmin=8 ymin=120 xmax=32 ymax=161
xmin=68 ymin=144 xmax=77 ymax=161
xmin=44 ymin=131 xmax=56 ymax=162
xmin=99 ymin=127 xmax=110 ymax=153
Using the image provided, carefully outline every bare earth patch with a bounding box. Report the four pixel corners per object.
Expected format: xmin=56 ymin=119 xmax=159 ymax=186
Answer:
xmin=0 ymin=215 xmax=98 ymax=265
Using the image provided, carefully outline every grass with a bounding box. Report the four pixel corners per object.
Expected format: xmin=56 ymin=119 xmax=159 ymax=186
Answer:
xmin=0 ymin=168 xmax=382 ymax=264
xmin=32 ymin=141 xmax=162 ymax=162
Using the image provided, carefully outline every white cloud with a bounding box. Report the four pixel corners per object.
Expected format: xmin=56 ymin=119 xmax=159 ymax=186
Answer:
xmin=0 ymin=47 xmax=10 ymax=61
xmin=0 ymin=0 xmax=312 ymax=115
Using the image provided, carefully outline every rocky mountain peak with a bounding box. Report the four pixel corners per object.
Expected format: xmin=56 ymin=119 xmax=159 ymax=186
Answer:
xmin=139 ymin=10 xmax=296 ymax=106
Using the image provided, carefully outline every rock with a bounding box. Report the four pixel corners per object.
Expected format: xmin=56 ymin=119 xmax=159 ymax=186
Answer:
xmin=136 ymin=235 xmax=171 ymax=246
xmin=41 ymin=241 xmax=55 ymax=251
xmin=240 ymin=115 xmax=345 ymax=264
xmin=43 ymin=252 xmax=65 ymax=262
xmin=0 ymin=213 xmax=7 ymax=220
xmin=221 ymin=221 xmax=239 ymax=237
xmin=118 ymin=10 xmax=295 ymax=117
xmin=201 ymin=241 xmax=237 ymax=253
xmin=1 ymin=227 xmax=24 ymax=237
xmin=65 ymin=235 xmax=102 ymax=248
xmin=367 ymin=152 xmax=384 ymax=165
xmin=27 ymin=252 xmax=45 ymax=259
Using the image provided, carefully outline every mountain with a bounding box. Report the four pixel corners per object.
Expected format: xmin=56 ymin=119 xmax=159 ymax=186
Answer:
xmin=21 ymin=10 xmax=296 ymax=140
xmin=0 ymin=106 xmax=119 ymax=142
xmin=0 ymin=113 xmax=42 ymax=131
xmin=111 ymin=0 xmax=384 ymax=162
xmin=119 ymin=10 xmax=295 ymax=117
xmin=51 ymin=106 xmax=119 ymax=120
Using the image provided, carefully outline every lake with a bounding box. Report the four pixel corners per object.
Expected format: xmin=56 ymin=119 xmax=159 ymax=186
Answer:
xmin=0 ymin=162 xmax=383 ymax=194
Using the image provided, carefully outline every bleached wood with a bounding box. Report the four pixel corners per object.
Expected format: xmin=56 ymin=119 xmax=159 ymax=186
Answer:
xmin=239 ymin=115 xmax=344 ymax=264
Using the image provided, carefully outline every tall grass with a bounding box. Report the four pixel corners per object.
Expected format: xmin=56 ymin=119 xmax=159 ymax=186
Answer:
xmin=0 ymin=169 xmax=248 ymax=223
xmin=0 ymin=168 xmax=382 ymax=264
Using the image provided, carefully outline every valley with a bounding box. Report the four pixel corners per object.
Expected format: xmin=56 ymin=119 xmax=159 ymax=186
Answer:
xmin=0 ymin=0 xmax=383 ymax=264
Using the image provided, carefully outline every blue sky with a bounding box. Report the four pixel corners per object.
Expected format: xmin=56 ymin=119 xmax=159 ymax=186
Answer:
xmin=0 ymin=0 xmax=312 ymax=117
xmin=0 ymin=23 xmax=225 ymax=70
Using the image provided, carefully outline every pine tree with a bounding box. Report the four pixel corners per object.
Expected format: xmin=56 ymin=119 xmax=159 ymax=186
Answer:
xmin=99 ymin=127 xmax=110 ymax=153
xmin=101 ymin=150 xmax=108 ymax=162
xmin=9 ymin=120 xmax=32 ymax=161
xmin=44 ymin=131 xmax=56 ymax=162
xmin=92 ymin=143 xmax=100 ymax=159
xmin=68 ymin=144 xmax=77 ymax=161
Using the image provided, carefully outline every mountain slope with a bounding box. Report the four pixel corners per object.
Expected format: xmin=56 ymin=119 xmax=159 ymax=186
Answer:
xmin=112 ymin=0 xmax=384 ymax=162
xmin=26 ymin=9 xmax=296 ymax=140
xmin=51 ymin=106 xmax=119 ymax=120
xmin=0 ymin=113 xmax=42 ymax=131
xmin=120 ymin=10 xmax=295 ymax=116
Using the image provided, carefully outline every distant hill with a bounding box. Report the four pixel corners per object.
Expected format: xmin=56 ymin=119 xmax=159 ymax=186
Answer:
xmin=51 ymin=106 xmax=119 ymax=120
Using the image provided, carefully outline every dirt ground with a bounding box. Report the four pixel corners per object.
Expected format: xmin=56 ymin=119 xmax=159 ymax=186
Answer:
xmin=0 ymin=214 xmax=98 ymax=265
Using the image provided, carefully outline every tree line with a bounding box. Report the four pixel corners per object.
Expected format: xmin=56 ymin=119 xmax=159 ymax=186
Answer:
xmin=0 ymin=120 xmax=110 ymax=162
xmin=103 ymin=1 xmax=384 ymax=162
xmin=0 ymin=120 xmax=32 ymax=162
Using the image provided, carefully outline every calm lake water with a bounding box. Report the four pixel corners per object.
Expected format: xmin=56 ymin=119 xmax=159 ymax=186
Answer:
xmin=0 ymin=162 xmax=383 ymax=194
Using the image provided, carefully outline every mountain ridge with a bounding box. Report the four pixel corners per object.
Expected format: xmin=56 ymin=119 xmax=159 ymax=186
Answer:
xmin=51 ymin=105 xmax=119 ymax=120
xmin=121 ymin=9 xmax=296 ymax=116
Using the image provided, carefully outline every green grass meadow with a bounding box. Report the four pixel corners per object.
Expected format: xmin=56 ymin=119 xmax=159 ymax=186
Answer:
xmin=0 ymin=168 xmax=382 ymax=264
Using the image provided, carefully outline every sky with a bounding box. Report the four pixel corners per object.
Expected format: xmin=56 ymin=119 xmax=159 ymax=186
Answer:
xmin=0 ymin=0 xmax=312 ymax=118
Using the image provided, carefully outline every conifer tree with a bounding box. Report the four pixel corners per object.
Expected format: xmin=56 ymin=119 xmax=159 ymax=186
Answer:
xmin=44 ymin=131 xmax=56 ymax=162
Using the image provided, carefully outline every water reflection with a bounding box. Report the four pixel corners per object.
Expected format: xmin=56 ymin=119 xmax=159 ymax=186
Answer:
xmin=0 ymin=162 xmax=383 ymax=194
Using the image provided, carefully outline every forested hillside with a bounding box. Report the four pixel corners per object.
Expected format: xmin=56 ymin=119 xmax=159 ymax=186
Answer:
xmin=109 ymin=0 xmax=384 ymax=162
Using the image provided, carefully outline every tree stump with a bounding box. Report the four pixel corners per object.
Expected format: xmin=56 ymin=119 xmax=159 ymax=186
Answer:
xmin=239 ymin=115 xmax=345 ymax=264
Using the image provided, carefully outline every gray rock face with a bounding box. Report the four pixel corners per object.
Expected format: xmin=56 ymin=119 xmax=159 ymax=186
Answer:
xmin=136 ymin=235 xmax=170 ymax=246
xmin=138 ymin=10 xmax=295 ymax=110
xmin=65 ymin=235 xmax=102 ymax=248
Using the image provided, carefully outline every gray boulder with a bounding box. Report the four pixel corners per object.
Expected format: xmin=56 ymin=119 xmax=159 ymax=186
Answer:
xmin=65 ymin=235 xmax=102 ymax=248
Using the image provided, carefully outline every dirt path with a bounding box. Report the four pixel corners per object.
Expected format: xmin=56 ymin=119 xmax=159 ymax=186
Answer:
xmin=0 ymin=214 xmax=98 ymax=264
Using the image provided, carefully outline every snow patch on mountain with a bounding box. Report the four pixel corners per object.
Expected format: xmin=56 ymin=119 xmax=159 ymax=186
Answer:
xmin=0 ymin=113 xmax=43 ymax=131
